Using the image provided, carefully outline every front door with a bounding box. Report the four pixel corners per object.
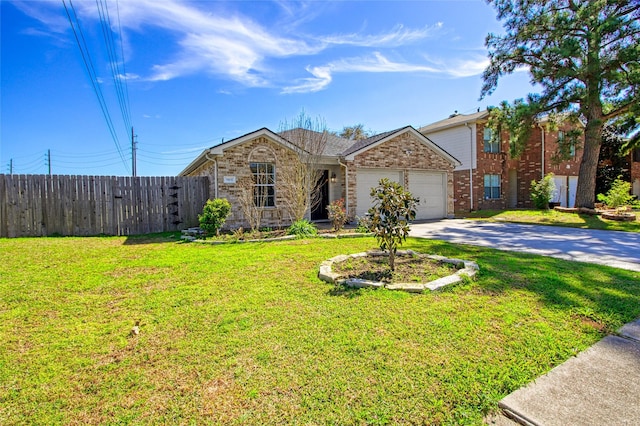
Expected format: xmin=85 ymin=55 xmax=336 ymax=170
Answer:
xmin=311 ymin=170 xmax=329 ymax=220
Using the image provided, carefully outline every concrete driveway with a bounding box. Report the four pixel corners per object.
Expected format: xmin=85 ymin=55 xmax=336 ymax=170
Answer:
xmin=409 ymin=219 xmax=640 ymax=272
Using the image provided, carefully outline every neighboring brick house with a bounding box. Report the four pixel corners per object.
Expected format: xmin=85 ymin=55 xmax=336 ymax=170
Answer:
xmin=419 ymin=110 xmax=584 ymax=212
xmin=180 ymin=126 xmax=459 ymax=229
xmin=632 ymin=147 xmax=640 ymax=198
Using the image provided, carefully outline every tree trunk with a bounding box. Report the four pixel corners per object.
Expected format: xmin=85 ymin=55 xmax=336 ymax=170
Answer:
xmin=575 ymin=33 xmax=604 ymax=210
xmin=574 ymin=118 xmax=602 ymax=208
xmin=389 ymin=249 xmax=395 ymax=271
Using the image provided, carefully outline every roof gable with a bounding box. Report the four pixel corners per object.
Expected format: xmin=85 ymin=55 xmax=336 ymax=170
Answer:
xmin=342 ymin=126 xmax=460 ymax=165
xmin=180 ymin=128 xmax=296 ymax=176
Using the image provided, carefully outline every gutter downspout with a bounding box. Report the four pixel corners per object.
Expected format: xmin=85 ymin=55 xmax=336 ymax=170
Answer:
xmin=338 ymin=159 xmax=349 ymax=217
xmin=465 ymin=123 xmax=474 ymax=211
xmin=539 ymin=124 xmax=545 ymax=179
xmin=205 ymin=151 xmax=218 ymax=198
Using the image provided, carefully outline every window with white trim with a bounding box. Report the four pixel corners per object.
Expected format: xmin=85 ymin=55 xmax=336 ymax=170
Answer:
xmin=483 ymin=128 xmax=499 ymax=153
xmin=484 ymin=174 xmax=501 ymax=199
xmin=559 ymin=131 xmax=576 ymax=157
xmin=250 ymin=162 xmax=275 ymax=207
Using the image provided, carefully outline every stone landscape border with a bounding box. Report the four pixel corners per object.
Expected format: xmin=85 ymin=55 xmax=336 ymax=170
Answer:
xmin=319 ymin=250 xmax=479 ymax=293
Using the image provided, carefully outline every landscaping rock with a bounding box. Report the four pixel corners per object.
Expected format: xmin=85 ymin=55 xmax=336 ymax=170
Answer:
xmin=319 ymin=251 xmax=479 ymax=293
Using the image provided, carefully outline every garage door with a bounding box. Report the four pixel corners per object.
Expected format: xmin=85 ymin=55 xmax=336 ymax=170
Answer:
xmin=408 ymin=171 xmax=446 ymax=220
xmin=356 ymin=169 xmax=403 ymax=218
xmin=552 ymin=175 xmax=578 ymax=207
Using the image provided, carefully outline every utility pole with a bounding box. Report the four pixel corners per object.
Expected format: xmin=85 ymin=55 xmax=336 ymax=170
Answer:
xmin=9 ymin=159 xmax=13 ymax=175
xmin=46 ymin=149 xmax=52 ymax=176
xmin=131 ymin=127 xmax=137 ymax=177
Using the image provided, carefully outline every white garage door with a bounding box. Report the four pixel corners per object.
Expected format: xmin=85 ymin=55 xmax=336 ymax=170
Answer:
xmin=356 ymin=169 xmax=403 ymax=217
xmin=408 ymin=171 xmax=446 ymax=220
xmin=552 ymin=175 xmax=578 ymax=207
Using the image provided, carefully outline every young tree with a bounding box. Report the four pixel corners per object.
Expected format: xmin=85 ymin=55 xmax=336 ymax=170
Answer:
xmin=481 ymin=0 xmax=640 ymax=208
xmin=367 ymin=178 xmax=418 ymax=271
xmin=278 ymin=111 xmax=329 ymax=222
xmin=237 ymin=176 xmax=267 ymax=233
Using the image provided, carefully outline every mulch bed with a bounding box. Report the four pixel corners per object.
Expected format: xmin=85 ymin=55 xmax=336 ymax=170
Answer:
xmin=332 ymin=254 xmax=458 ymax=284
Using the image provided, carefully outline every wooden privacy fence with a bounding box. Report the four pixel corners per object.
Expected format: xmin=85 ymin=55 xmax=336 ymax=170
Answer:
xmin=0 ymin=175 xmax=210 ymax=237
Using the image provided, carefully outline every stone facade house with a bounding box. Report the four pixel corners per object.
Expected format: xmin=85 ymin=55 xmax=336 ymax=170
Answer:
xmin=180 ymin=126 xmax=460 ymax=229
xmin=419 ymin=110 xmax=585 ymax=212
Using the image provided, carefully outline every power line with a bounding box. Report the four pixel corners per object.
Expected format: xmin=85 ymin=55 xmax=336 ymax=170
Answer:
xmin=61 ymin=0 xmax=130 ymax=174
xmin=96 ymin=0 xmax=132 ymax=132
xmin=115 ymin=0 xmax=132 ymax=130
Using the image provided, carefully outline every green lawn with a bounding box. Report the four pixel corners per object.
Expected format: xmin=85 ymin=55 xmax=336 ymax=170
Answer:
xmin=461 ymin=209 xmax=640 ymax=232
xmin=1 ymin=234 xmax=639 ymax=425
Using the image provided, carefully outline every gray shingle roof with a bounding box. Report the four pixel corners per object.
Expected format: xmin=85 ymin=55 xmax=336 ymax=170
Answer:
xmin=340 ymin=127 xmax=411 ymax=157
xmin=278 ymin=128 xmax=353 ymax=156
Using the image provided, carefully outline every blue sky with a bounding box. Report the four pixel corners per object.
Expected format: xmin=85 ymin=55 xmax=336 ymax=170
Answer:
xmin=1 ymin=0 xmax=534 ymax=176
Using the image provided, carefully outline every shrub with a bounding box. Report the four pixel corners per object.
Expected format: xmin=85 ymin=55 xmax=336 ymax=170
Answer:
xmin=597 ymin=177 xmax=634 ymax=212
xmin=367 ymin=178 xmax=418 ymax=271
xmin=198 ymin=198 xmax=231 ymax=236
xmin=355 ymin=216 xmax=371 ymax=233
xmin=326 ymin=198 xmax=348 ymax=232
xmin=287 ymin=219 xmax=318 ymax=237
xmin=530 ymin=173 xmax=557 ymax=209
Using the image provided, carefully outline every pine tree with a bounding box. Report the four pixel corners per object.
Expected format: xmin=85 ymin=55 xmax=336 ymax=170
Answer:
xmin=481 ymin=0 xmax=640 ymax=208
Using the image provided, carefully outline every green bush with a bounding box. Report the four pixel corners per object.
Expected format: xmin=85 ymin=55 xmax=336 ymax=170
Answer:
xmin=355 ymin=216 xmax=372 ymax=233
xmin=597 ymin=177 xmax=634 ymax=211
xmin=367 ymin=178 xmax=418 ymax=271
xmin=530 ymin=173 xmax=557 ymax=209
xmin=326 ymin=198 xmax=348 ymax=232
xmin=287 ymin=219 xmax=318 ymax=237
xmin=198 ymin=198 xmax=231 ymax=236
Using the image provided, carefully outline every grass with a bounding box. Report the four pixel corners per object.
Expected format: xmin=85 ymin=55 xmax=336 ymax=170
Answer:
xmin=1 ymin=233 xmax=639 ymax=425
xmin=461 ymin=208 xmax=640 ymax=232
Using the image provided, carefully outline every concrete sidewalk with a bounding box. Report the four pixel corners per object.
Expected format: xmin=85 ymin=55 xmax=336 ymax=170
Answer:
xmin=487 ymin=318 xmax=640 ymax=425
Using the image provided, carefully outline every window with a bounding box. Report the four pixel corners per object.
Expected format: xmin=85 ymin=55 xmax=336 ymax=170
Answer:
xmin=558 ymin=131 xmax=575 ymax=157
xmin=250 ymin=162 xmax=275 ymax=207
xmin=484 ymin=174 xmax=501 ymax=199
xmin=633 ymin=147 xmax=640 ymax=162
xmin=483 ymin=127 xmax=499 ymax=153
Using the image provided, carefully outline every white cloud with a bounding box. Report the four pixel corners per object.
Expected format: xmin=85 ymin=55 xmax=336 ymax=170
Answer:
xmin=431 ymin=56 xmax=491 ymax=78
xmin=12 ymin=0 xmax=484 ymax=91
xmin=319 ymin=23 xmax=443 ymax=47
xmin=283 ymin=52 xmax=460 ymax=94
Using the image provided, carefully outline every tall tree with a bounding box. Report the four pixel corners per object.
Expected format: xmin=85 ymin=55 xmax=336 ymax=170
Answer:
xmin=481 ymin=0 xmax=640 ymax=208
xmin=339 ymin=124 xmax=371 ymax=141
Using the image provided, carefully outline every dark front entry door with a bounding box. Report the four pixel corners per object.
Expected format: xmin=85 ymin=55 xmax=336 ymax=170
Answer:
xmin=311 ymin=170 xmax=329 ymax=220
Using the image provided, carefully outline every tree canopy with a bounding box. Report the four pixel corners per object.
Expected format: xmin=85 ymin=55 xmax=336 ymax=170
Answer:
xmin=339 ymin=124 xmax=371 ymax=141
xmin=481 ymin=0 xmax=640 ymax=208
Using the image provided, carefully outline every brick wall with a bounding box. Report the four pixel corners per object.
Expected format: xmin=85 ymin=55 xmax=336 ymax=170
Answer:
xmin=348 ymin=131 xmax=456 ymax=218
xmin=631 ymin=155 xmax=640 ymax=197
xmin=189 ymin=137 xmax=301 ymax=229
xmin=455 ymin=121 xmax=584 ymax=212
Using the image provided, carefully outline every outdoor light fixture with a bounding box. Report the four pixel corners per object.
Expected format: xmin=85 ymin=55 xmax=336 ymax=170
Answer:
xmin=330 ymin=172 xmax=337 ymax=183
